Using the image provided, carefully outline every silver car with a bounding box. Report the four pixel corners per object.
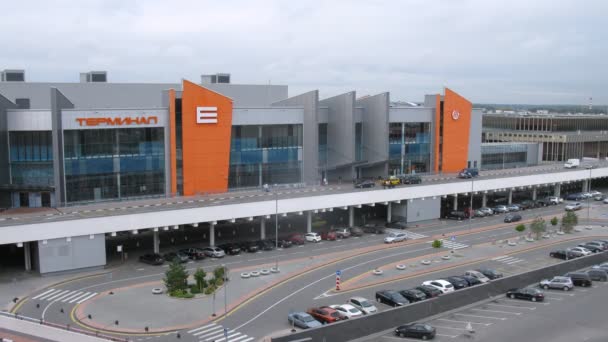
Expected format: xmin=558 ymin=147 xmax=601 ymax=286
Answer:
xmin=539 ymin=276 xmax=574 ymax=291
xmin=348 ymin=296 xmax=378 ymax=315
xmin=493 ymin=205 xmax=509 ymax=213
xmin=288 ymin=312 xmax=322 ymax=329
xmin=202 ymin=247 xmax=225 ymax=258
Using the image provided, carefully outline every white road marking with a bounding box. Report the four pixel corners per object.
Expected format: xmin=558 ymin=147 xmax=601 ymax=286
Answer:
xmin=214 ymin=332 xmax=241 ymax=342
xmin=192 ymin=325 xmax=222 ymax=337
xmin=76 ymin=292 xmax=98 ymax=304
xmin=32 ymin=289 xmax=56 ymax=300
xmin=471 ymin=308 xmax=521 ymax=315
xmin=486 ymin=303 xmax=535 ymax=310
xmin=61 ymin=292 xmax=84 ymax=303
xmin=436 ymin=318 xmax=492 ymax=326
xmin=227 ymin=335 xmax=250 ymax=342
xmin=68 ymin=292 xmax=93 ymax=304
xmin=205 ymin=330 xmax=234 ymax=341
xmin=46 ymin=290 xmax=71 ymax=301
xmin=432 ymin=325 xmax=467 ymax=330
xmin=454 ymin=313 xmax=507 ymax=320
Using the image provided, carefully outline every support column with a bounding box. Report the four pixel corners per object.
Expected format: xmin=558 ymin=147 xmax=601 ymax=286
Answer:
xmin=453 ymin=194 xmax=458 ymax=211
xmin=153 ymin=230 xmax=160 ymax=254
xmin=508 ymin=189 xmax=513 ymax=205
xmin=209 ymin=223 xmax=215 ymax=247
xmin=532 ymin=187 xmax=537 ymax=201
xmin=348 ymin=206 xmax=354 ymax=227
xmin=306 ymin=211 xmax=312 ymax=233
xmin=554 ymin=184 xmax=561 ymax=197
xmin=24 ymin=242 xmax=31 ymax=271
xmin=260 ymin=217 xmax=266 ymax=239
xmin=582 ymin=179 xmax=588 ymax=192
xmin=482 ymin=193 xmax=487 ymax=207
xmin=386 ymin=203 xmax=392 ymax=223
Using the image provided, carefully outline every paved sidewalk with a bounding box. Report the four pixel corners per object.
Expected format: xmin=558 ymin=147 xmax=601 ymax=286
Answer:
xmin=0 ymin=314 xmax=109 ymax=342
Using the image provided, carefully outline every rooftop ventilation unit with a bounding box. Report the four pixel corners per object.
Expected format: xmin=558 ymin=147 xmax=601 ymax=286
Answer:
xmin=1 ymin=69 xmax=25 ymax=82
xmin=201 ymin=73 xmax=230 ymax=84
xmin=80 ymin=71 xmax=107 ymax=83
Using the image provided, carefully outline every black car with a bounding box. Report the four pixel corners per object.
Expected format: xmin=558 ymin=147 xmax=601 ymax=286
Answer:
xmin=444 ymin=276 xmax=469 ymax=290
xmin=414 ymin=285 xmax=442 ymax=298
xmin=565 ymin=193 xmax=585 ymax=201
xmin=564 ymin=272 xmax=593 ymax=287
xmin=162 ymin=251 xmax=189 ymax=263
xmin=363 ymin=224 xmax=385 ymax=234
xmin=518 ymin=200 xmax=534 ymax=210
xmin=139 ymin=253 xmax=164 ymax=265
xmin=586 ymin=268 xmax=608 ymax=281
xmin=578 ymin=243 xmax=603 ymax=253
xmin=355 ymin=179 xmax=376 ymax=188
xmin=277 ymin=239 xmax=293 ymax=248
xmin=256 ymin=240 xmax=275 ymax=251
xmin=375 ymin=290 xmax=409 ymax=307
xmin=179 ymin=247 xmax=206 ymax=260
xmin=477 ymin=268 xmax=503 ymax=280
xmin=504 ymin=213 xmax=522 ymax=223
xmin=461 ymin=275 xmax=482 ymax=286
xmin=447 ymin=211 xmax=467 ymax=220
xmin=395 ymin=323 xmax=436 ymax=340
xmin=398 ymin=289 xmax=427 ymax=302
xmin=506 ymin=288 xmax=545 ymax=302
xmin=239 ymin=241 xmax=259 ymax=253
xmin=218 ymin=243 xmax=241 ymax=255
xmin=400 ymin=175 xmax=422 ymax=185
xmin=385 ymin=220 xmax=408 ymax=229
xmin=549 ymin=249 xmax=578 ymax=260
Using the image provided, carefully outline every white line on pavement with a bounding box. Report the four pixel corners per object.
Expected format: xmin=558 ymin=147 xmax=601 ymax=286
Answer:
xmin=76 ymin=292 xmax=98 ymax=304
xmin=188 ymin=323 xmax=217 ymax=334
xmin=68 ymin=292 xmax=93 ymax=304
xmin=432 ymin=325 xmax=467 ymax=330
xmin=227 ymin=335 xmax=250 ymax=342
xmin=54 ymin=291 xmax=78 ymax=302
xmin=61 ymin=292 xmax=84 ymax=303
xmin=46 ymin=290 xmax=71 ymax=301
xmin=205 ymin=330 xmax=234 ymax=341
xmin=471 ymin=308 xmax=521 ymax=315
xmin=454 ymin=313 xmax=507 ymax=320
xmin=192 ymin=325 xmax=222 ymax=336
xmin=213 ymin=332 xmax=241 ymax=342
xmin=486 ymin=303 xmax=535 ymax=310
xmin=436 ymin=318 xmax=492 ymax=326
xmin=32 ymin=289 xmax=56 ymax=300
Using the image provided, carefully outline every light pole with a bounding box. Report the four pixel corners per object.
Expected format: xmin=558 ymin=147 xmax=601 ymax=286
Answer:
xmin=275 ymin=192 xmax=279 ymax=271
xmin=469 ymin=178 xmax=474 ymax=231
xmin=587 ymin=168 xmax=591 ymax=225
xmin=223 ymin=264 xmax=228 ymax=316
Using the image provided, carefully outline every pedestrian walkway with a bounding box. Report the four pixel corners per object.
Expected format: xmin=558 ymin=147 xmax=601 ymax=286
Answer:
xmin=384 ymin=229 xmax=428 ymax=240
xmin=31 ymin=289 xmax=98 ymax=304
xmin=434 ymin=239 xmax=469 ymax=250
xmin=187 ymin=323 xmax=254 ymax=342
xmin=491 ymin=255 xmax=524 ymax=265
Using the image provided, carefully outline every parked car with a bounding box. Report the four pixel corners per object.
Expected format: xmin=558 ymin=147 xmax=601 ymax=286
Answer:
xmin=306 ymin=307 xmax=343 ymax=324
xmin=218 ymin=243 xmax=241 ymax=255
xmin=477 ymin=268 xmax=503 ymax=280
xmin=348 ymin=297 xmax=378 ymax=315
xmin=565 ymin=193 xmax=584 ymax=201
xmin=533 ymin=199 xmax=547 ymax=207
xmin=139 ymin=253 xmax=164 ymax=265
xmin=539 ymin=276 xmax=574 ymax=291
xmin=375 ymin=290 xmax=409 ymax=307
xmin=354 ymin=179 xmax=376 ymax=189
xmin=603 ymin=197 xmax=608 ymax=204
xmin=385 ymin=220 xmax=408 ymax=229
xmin=585 ymin=241 xmax=608 ymax=251
xmin=162 ymin=251 xmax=189 ymax=263
xmin=589 ymin=190 xmax=602 ymax=196
xmin=398 ymin=289 xmax=427 ymax=302
xmin=239 ymin=241 xmax=259 ymax=253
xmin=331 ymin=227 xmax=351 ymax=239
xmin=349 ymin=226 xmax=364 ymax=237
xmin=400 ymin=174 xmax=422 ymax=184
xmin=422 ymin=280 xmax=455 ymax=294
xmin=287 ymin=233 xmax=306 ymax=245
xmin=458 ymin=168 xmax=479 ymax=178
xmin=592 ymin=262 xmax=608 ymax=272
xmin=473 ymin=209 xmax=486 ymax=217
xmin=384 ymin=232 xmax=407 ymax=243
xmin=180 ymin=247 xmax=206 ymax=260
xmin=586 ymin=268 xmax=608 ymax=281
xmin=444 ymin=276 xmax=469 ymax=290
xmin=255 ymin=240 xmax=275 ymax=251
xmin=504 ymin=213 xmax=522 ymax=223
xmin=414 ymin=285 xmax=442 ymax=298
xmin=328 ymin=304 xmax=363 ymax=319
xmin=506 ymin=288 xmax=545 ymax=302
xmin=394 ymin=323 xmax=436 ymax=340
xmin=549 ymin=249 xmax=578 ymax=260
xmin=479 ymin=207 xmax=494 ymax=216
xmin=519 ymin=200 xmax=536 ymax=209
xmin=363 ymin=223 xmax=385 ymax=234
xmin=287 ymin=312 xmax=322 ymax=329
xmin=320 ymin=231 xmax=337 ymax=241
xmin=461 ymin=275 xmax=482 ymax=286
xmin=305 ymin=232 xmax=322 ymax=242
xmin=567 ymin=246 xmax=592 ymax=257
xmin=544 ymin=196 xmax=560 ymax=205
xmin=565 ymin=202 xmax=583 ymax=211
xmin=464 ymin=270 xmax=490 ymax=283
xmin=563 ymin=272 xmax=593 ymax=287
xmin=277 ymin=239 xmax=293 ymax=248
xmin=447 ymin=211 xmax=467 ymax=220
xmin=594 ymin=194 xmax=605 ymax=201
xmin=493 ymin=205 xmax=509 ymax=213
xmin=382 ymin=176 xmax=401 ymax=188
xmin=507 ymin=204 xmax=521 ymax=212
xmin=202 ymin=246 xmax=226 ymax=258
xmin=577 ymin=243 xmax=603 ymax=253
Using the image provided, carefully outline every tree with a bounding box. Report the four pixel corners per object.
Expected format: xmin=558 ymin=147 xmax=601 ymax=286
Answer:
xmin=164 ymin=260 xmax=189 ymax=293
xmin=515 ymin=224 xmax=526 ymax=233
xmin=529 ymin=217 xmax=546 ymax=240
xmin=561 ymin=211 xmax=578 ymax=233
xmin=194 ymin=268 xmax=207 ymax=292
xmin=214 ymin=266 xmax=226 ymax=281
xmin=432 ymin=239 xmax=443 ymax=248
xmin=550 ymin=217 xmax=559 ymax=227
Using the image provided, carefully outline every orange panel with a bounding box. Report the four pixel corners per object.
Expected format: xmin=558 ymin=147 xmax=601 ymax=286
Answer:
xmin=181 ymin=80 xmax=233 ymax=195
xmin=168 ymin=89 xmax=177 ymax=195
xmin=441 ymin=88 xmax=472 ymax=173
xmin=433 ymin=94 xmax=441 ymax=173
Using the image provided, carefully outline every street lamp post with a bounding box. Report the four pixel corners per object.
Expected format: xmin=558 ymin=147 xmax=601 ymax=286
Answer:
xmin=469 ymin=178 xmax=474 ymax=231
xmin=275 ymin=192 xmax=279 ymax=271
xmin=587 ymin=168 xmax=591 ymax=226
xmin=223 ymin=264 xmax=228 ymax=316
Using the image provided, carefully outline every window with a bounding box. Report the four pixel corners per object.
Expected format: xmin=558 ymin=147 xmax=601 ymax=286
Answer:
xmin=5 ymin=72 xmax=24 ymax=82
xmin=15 ymin=98 xmax=30 ymax=109
xmin=91 ymin=73 xmax=107 ymax=82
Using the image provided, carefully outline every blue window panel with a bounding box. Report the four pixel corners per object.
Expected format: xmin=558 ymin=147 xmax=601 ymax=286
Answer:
xmin=240 ymin=150 xmax=263 ymax=164
xmin=389 ymin=143 xmax=401 ymax=157
xmin=267 ymin=149 xmax=289 ymax=163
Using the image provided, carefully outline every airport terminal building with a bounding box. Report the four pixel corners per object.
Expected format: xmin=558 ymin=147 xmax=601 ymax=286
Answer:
xmin=0 ymin=70 xmax=482 ymax=209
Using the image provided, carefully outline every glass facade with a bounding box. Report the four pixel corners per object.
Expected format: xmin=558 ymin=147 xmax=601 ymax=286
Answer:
xmin=9 ymin=131 xmax=54 ymax=186
xmin=481 ymin=143 xmax=531 ymax=170
xmin=228 ymin=124 xmax=303 ymax=188
xmin=388 ymin=122 xmax=431 ymax=175
xmin=63 ymin=128 xmax=165 ymax=203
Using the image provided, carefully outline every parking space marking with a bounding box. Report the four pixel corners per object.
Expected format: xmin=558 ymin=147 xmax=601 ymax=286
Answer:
xmin=470 ymin=308 xmax=521 ymax=315
xmin=503 ymin=298 xmax=550 ymax=305
xmin=454 ymin=313 xmax=507 ymax=320
xmin=486 ymin=303 xmax=535 ymax=310
xmin=543 ymin=296 xmax=563 ymax=300
xmin=542 ymin=291 xmax=575 ymax=296
xmin=436 ymin=318 xmax=492 ymax=326
xmin=432 ymin=325 xmax=467 ymax=331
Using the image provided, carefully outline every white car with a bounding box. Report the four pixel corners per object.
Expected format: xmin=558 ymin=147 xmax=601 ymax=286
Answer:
xmin=603 ymin=197 xmax=608 ymax=204
xmin=305 ymin=232 xmax=321 ymax=242
xmin=202 ymin=247 xmax=225 ymax=258
xmin=464 ymin=270 xmax=490 ymax=283
xmin=422 ymin=280 xmax=455 ymax=294
xmin=348 ymin=297 xmax=378 ymax=315
xmin=329 ymin=304 xmax=363 ymax=319
xmin=565 ymin=202 xmax=582 ymax=211
xmin=590 ymin=190 xmax=602 ymax=197
xmin=384 ymin=232 xmax=407 ymax=244
xmin=568 ymin=246 xmax=592 ymax=256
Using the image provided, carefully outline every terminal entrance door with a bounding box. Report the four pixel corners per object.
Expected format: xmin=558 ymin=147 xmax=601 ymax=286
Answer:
xmin=41 ymin=192 xmax=51 ymax=207
xmin=19 ymin=192 xmax=29 ymax=207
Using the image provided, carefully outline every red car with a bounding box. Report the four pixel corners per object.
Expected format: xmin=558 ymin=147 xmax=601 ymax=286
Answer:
xmin=287 ymin=234 xmax=305 ymax=245
xmin=306 ymin=307 xmax=342 ymax=324
xmin=321 ymin=231 xmax=337 ymax=241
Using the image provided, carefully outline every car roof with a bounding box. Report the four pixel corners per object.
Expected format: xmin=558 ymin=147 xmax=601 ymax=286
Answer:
xmin=351 ymin=296 xmax=367 ymax=301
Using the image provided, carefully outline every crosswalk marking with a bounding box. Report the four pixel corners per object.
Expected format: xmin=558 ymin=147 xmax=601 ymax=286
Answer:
xmin=384 ymin=229 xmax=428 ymax=240
xmin=62 ymin=292 xmax=84 ymax=303
xmin=32 ymin=289 xmax=99 ymax=305
xmin=32 ymin=289 xmax=55 ymax=300
xmin=76 ymin=292 xmax=99 ymax=303
xmin=492 ymin=255 xmax=524 ymax=265
xmin=432 ymin=239 xmax=469 ymax=250
xmin=186 ymin=323 xmax=253 ymax=342
xmin=46 ymin=290 xmax=71 ymax=301
xmin=188 ymin=324 xmax=216 ymax=334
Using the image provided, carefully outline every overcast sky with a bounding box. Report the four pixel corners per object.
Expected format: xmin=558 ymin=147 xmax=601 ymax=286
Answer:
xmin=2 ymin=0 xmax=607 ymax=105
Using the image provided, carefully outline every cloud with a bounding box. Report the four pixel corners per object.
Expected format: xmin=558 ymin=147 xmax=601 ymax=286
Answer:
xmin=1 ymin=0 xmax=607 ymax=104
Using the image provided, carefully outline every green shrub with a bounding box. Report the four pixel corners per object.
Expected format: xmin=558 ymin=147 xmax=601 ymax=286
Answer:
xmin=204 ymin=285 xmax=216 ymax=295
xmin=169 ymin=289 xmax=195 ymax=298
xmin=215 ymin=278 xmax=224 ymax=287
xmin=550 ymin=217 xmax=559 ymax=226
xmin=190 ymin=286 xmax=201 ymax=295
xmin=432 ymin=239 xmax=442 ymax=248
xmin=515 ymin=224 xmax=526 ymax=233
xmin=214 ymin=266 xmax=226 ymax=280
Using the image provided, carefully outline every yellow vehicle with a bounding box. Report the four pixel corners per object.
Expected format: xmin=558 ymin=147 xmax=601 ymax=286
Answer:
xmin=382 ymin=176 xmax=401 ymax=188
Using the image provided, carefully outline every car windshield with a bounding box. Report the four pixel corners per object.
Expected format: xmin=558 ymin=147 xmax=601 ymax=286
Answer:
xmin=360 ymin=300 xmax=372 ymax=307
xmin=422 ymin=324 xmax=433 ymax=331
xmin=330 ymin=312 xmax=340 ymax=317
xmin=388 ymin=233 xmax=397 ymax=238
xmin=348 ymin=308 xmax=359 ymax=313
xmin=301 ymin=315 xmax=314 ymax=322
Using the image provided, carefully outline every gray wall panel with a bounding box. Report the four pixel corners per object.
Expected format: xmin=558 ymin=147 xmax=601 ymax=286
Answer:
xmin=273 ymin=91 xmax=319 ymax=184
xmin=406 ymin=197 xmax=441 ymax=223
xmin=358 ymin=93 xmax=389 ymax=167
xmin=50 ymin=88 xmax=74 ymax=206
xmin=468 ymin=108 xmax=483 ymax=168
xmin=320 ymin=92 xmax=356 ymax=174
xmin=389 ymin=107 xmax=434 ymax=123
xmin=6 ymin=110 xmax=52 ymax=130
xmin=0 ymin=95 xmax=16 ymax=206
xmin=233 ymin=107 xmax=304 ymax=125
xmin=37 ymin=234 xmax=106 ymax=274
